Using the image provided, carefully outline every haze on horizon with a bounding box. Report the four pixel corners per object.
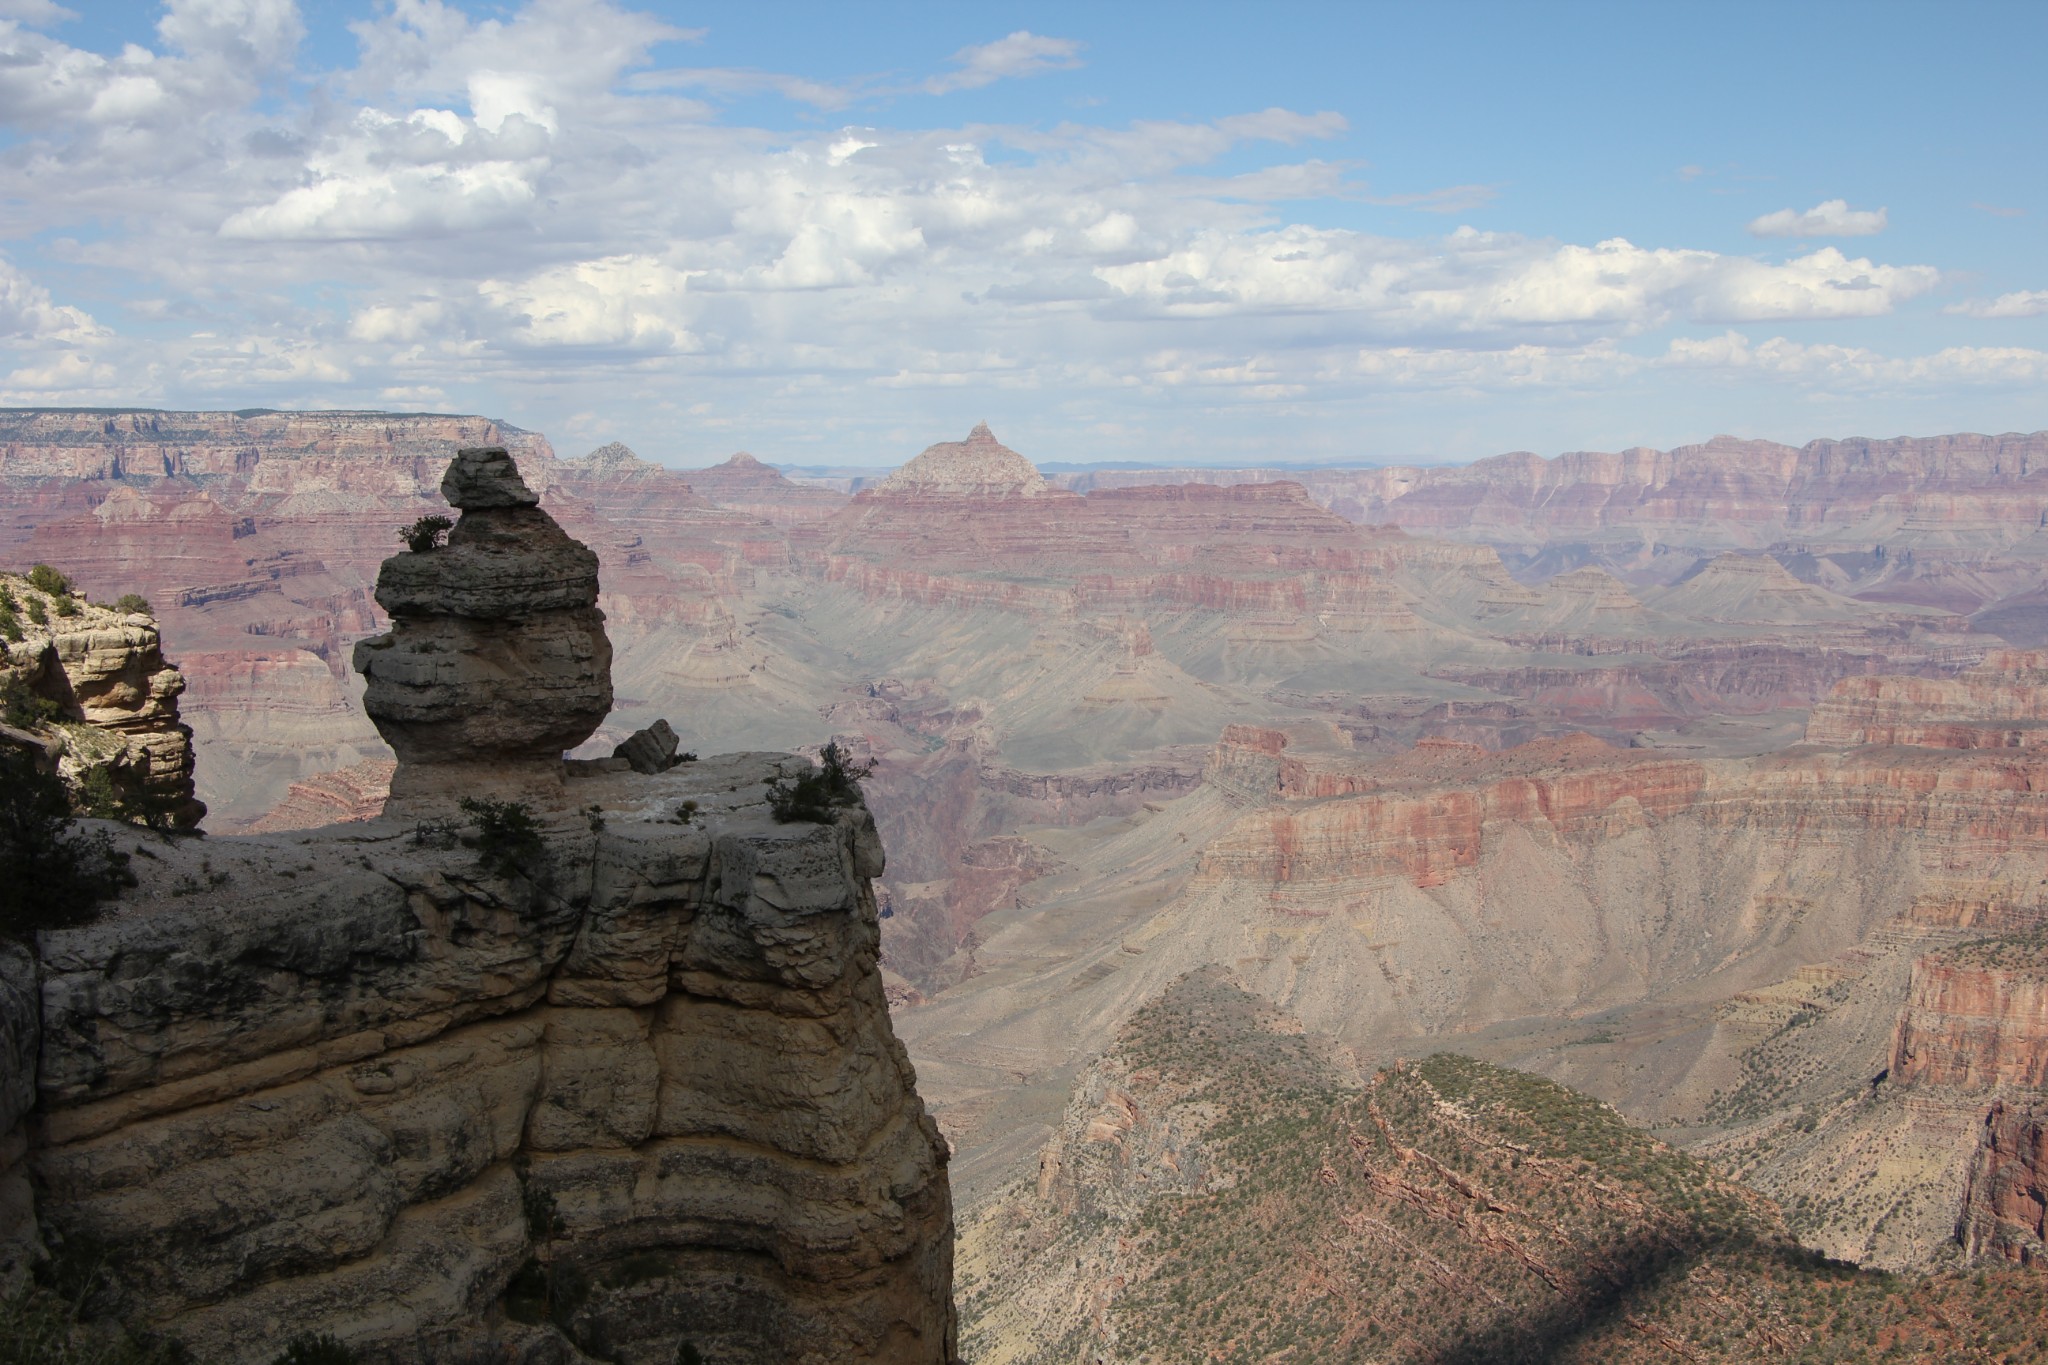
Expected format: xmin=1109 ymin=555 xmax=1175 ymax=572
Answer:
xmin=0 ymin=0 xmax=2042 ymax=468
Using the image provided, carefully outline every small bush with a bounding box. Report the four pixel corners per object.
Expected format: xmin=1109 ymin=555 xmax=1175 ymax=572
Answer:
xmin=0 ymin=674 xmax=61 ymax=730
xmin=0 ymin=750 xmax=135 ymax=940
xmin=52 ymin=595 xmax=79 ymax=618
xmin=399 ymin=515 xmax=454 ymax=553
xmin=674 ymin=798 xmax=699 ymax=825
xmin=766 ymin=741 xmax=874 ymax=824
xmin=25 ymin=597 xmax=46 ymax=626
xmin=113 ymin=594 xmax=151 ymax=616
xmin=269 ymin=1335 xmax=358 ymax=1365
xmin=676 ymin=1343 xmax=705 ymax=1365
xmin=458 ymin=796 xmax=545 ymax=877
xmin=27 ymin=564 xmax=71 ymax=596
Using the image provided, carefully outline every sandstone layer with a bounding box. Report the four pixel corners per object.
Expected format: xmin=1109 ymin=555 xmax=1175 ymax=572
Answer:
xmin=1 ymin=572 xmax=203 ymax=827
xmin=352 ymin=448 xmax=612 ymax=793
xmin=12 ymin=754 xmax=957 ymax=1364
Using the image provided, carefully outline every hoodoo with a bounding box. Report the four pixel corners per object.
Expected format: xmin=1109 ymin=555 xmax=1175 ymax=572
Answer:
xmin=353 ymin=446 xmax=613 ymax=802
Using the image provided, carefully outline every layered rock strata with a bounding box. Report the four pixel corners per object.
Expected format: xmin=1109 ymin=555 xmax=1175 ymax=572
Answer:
xmin=352 ymin=448 xmax=612 ymax=800
xmin=1 ymin=574 xmax=203 ymax=827
xmin=22 ymin=755 xmax=957 ymax=1364
xmin=1958 ymin=1100 xmax=2048 ymax=1264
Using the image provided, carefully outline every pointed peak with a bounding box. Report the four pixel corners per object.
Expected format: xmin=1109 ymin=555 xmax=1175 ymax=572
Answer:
xmin=875 ymin=424 xmax=1048 ymax=498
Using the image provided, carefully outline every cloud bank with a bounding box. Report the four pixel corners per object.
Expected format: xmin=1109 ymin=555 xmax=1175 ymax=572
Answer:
xmin=0 ymin=0 xmax=2033 ymax=461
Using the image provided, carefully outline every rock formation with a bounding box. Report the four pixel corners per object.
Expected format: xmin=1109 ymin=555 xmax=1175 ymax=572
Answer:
xmin=679 ymin=451 xmax=848 ymax=525
xmin=0 ymin=572 xmax=203 ymax=827
xmin=352 ymin=448 xmax=613 ymax=800
xmin=872 ymin=423 xmax=1048 ymax=498
xmin=1958 ymin=1100 xmax=2048 ymax=1264
xmin=3 ymin=453 xmax=960 ymax=1363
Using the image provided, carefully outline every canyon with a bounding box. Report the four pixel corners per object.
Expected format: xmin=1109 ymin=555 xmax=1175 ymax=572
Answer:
xmin=8 ymin=411 xmax=2048 ymax=1358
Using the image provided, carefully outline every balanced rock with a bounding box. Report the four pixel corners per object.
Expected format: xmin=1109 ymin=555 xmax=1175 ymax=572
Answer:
xmin=614 ymin=718 xmax=682 ymax=774
xmin=353 ymin=448 xmax=613 ymax=777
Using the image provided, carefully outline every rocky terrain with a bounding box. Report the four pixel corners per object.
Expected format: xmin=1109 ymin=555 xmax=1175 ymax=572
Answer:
xmin=1 ymin=568 xmax=203 ymax=828
xmin=957 ymin=971 xmax=2048 ymax=1363
xmin=0 ymin=450 xmax=959 ymax=1364
xmin=1054 ymin=429 xmax=2048 ymax=615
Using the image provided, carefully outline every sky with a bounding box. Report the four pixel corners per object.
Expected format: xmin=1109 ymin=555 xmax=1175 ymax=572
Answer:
xmin=0 ymin=0 xmax=2043 ymax=469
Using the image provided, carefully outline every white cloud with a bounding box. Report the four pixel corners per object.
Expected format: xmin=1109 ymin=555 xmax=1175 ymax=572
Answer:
xmin=0 ymin=257 xmax=106 ymax=343
xmin=1747 ymin=199 xmax=1888 ymax=238
xmin=0 ymin=0 xmax=2016 ymax=462
xmin=925 ymin=31 xmax=1083 ymax=95
xmin=1945 ymin=290 xmax=2048 ymax=320
xmin=1664 ymin=331 xmax=2048 ymax=387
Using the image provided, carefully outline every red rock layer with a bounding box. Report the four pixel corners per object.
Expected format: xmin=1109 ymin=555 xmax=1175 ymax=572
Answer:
xmin=677 ymin=452 xmax=847 ymax=525
xmin=240 ymin=759 xmax=396 ymax=833
xmin=1805 ymin=650 xmax=2048 ymax=748
xmin=1958 ymin=1101 xmax=2048 ymax=1265
xmin=1055 ymin=430 xmax=2048 ymax=545
xmin=1891 ymin=947 xmax=2048 ymax=1090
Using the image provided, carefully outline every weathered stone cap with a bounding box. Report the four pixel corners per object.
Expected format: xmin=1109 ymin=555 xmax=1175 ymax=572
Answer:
xmin=443 ymin=446 xmax=540 ymax=509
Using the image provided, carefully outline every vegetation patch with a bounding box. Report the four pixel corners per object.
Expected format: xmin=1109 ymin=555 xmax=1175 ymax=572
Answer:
xmin=766 ymin=741 xmax=874 ymax=824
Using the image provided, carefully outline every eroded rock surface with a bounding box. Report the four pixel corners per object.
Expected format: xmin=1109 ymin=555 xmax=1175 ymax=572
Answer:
xmin=23 ymin=755 xmax=958 ymax=1364
xmin=352 ymin=448 xmax=613 ymax=787
xmin=1 ymin=573 xmax=203 ymax=827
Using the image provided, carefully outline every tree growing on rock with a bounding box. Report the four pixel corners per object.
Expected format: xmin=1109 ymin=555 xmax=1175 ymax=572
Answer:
xmin=0 ymin=748 xmax=135 ymax=940
xmin=398 ymin=514 xmax=454 ymax=553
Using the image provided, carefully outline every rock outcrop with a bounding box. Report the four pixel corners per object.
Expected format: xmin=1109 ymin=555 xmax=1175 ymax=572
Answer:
xmin=872 ymin=424 xmax=1048 ymax=498
xmin=352 ymin=448 xmax=612 ymax=799
xmin=5 ymin=448 xmax=958 ymax=1362
xmin=1890 ymin=941 xmax=2048 ymax=1090
xmin=1 ymin=573 xmax=203 ymax=827
xmin=1958 ymin=1100 xmax=2048 ymax=1264
xmin=24 ymin=755 xmax=957 ymax=1364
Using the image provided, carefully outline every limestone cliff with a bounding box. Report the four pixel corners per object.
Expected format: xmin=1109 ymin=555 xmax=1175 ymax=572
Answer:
xmin=3 ymin=449 xmax=958 ymax=1364
xmin=1 ymin=572 xmax=203 ymax=827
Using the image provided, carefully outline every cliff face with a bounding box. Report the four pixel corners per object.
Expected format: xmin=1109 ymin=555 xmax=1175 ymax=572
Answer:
xmin=1891 ymin=942 xmax=2048 ymax=1090
xmin=26 ymin=757 xmax=955 ymax=1364
xmin=1 ymin=574 xmax=203 ymax=827
xmin=1958 ymin=1101 xmax=2048 ymax=1265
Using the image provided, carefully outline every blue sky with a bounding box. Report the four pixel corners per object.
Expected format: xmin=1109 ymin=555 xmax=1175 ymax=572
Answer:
xmin=0 ymin=0 xmax=2042 ymax=467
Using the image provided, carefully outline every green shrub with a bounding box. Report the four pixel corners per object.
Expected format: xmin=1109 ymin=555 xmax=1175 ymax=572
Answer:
xmin=766 ymin=741 xmax=874 ymax=824
xmin=458 ymin=796 xmax=545 ymax=877
xmin=27 ymin=564 xmax=71 ymax=597
xmin=52 ymin=596 xmax=79 ymax=618
xmin=268 ymin=1335 xmax=357 ymax=1365
xmin=399 ymin=515 xmax=454 ymax=553
xmin=676 ymin=1343 xmax=705 ymax=1365
xmin=0 ymin=749 xmax=135 ymax=940
xmin=0 ymin=674 xmax=61 ymax=731
xmin=25 ymin=597 xmax=46 ymax=626
xmin=112 ymin=594 xmax=151 ymax=616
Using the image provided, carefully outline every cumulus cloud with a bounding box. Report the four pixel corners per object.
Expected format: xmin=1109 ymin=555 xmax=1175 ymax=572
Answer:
xmin=0 ymin=0 xmax=2016 ymax=460
xmin=1747 ymin=199 xmax=1888 ymax=238
xmin=924 ymin=31 xmax=1083 ymax=94
xmin=1945 ymin=290 xmax=2048 ymax=319
xmin=1664 ymin=331 xmax=2048 ymax=387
